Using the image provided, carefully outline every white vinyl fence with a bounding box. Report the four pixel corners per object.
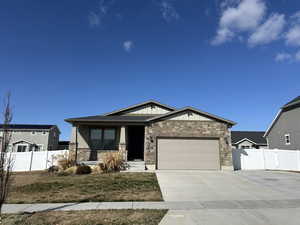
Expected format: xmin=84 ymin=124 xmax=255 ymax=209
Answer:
xmin=232 ymin=148 xmax=300 ymax=171
xmin=8 ymin=150 xmax=69 ymax=172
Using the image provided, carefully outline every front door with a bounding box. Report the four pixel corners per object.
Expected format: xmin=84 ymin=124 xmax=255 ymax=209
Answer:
xmin=127 ymin=126 xmax=145 ymax=161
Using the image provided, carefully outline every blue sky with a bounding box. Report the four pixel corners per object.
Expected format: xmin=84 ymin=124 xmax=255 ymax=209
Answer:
xmin=0 ymin=0 xmax=299 ymax=140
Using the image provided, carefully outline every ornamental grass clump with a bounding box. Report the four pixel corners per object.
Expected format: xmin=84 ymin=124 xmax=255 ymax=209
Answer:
xmin=101 ymin=152 xmax=127 ymax=173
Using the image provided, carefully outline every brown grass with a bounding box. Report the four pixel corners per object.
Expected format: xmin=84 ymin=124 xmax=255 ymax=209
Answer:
xmin=7 ymin=172 xmax=163 ymax=203
xmin=2 ymin=209 xmax=167 ymax=225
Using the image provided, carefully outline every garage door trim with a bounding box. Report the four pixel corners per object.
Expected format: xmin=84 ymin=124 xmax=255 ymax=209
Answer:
xmin=156 ymin=136 xmax=221 ymax=170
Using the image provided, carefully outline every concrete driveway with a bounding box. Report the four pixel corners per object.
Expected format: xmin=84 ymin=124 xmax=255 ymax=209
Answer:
xmin=156 ymin=170 xmax=300 ymax=225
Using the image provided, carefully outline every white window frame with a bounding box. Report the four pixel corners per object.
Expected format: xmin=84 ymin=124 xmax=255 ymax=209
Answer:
xmin=36 ymin=144 xmax=44 ymax=151
xmin=285 ymin=134 xmax=291 ymax=145
xmin=16 ymin=144 xmax=28 ymax=152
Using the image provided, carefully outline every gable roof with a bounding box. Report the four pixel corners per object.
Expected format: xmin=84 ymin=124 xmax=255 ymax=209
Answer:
xmin=65 ymin=115 xmax=154 ymax=123
xmin=12 ymin=140 xmax=34 ymax=145
xmin=0 ymin=124 xmax=56 ymax=130
xmin=282 ymin=96 xmax=300 ymax=109
xmin=232 ymin=131 xmax=267 ymax=145
xmin=264 ymin=95 xmax=300 ymax=137
xmin=148 ymin=107 xmax=236 ymax=126
xmin=103 ymin=100 xmax=176 ymax=116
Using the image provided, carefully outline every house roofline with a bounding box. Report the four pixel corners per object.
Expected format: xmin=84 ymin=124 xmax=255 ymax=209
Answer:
xmin=102 ymin=100 xmax=177 ymax=116
xmin=264 ymin=109 xmax=282 ymax=138
xmin=147 ymin=106 xmax=236 ymax=126
xmin=234 ymin=138 xmax=258 ymax=145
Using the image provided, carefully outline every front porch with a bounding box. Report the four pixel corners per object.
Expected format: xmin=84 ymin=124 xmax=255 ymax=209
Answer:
xmin=69 ymin=124 xmax=146 ymax=163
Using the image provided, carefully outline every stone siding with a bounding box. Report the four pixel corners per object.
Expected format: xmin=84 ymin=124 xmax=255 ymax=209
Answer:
xmin=144 ymin=120 xmax=232 ymax=169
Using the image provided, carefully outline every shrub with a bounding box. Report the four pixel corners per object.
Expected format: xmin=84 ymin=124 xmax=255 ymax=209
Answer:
xmin=101 ymin=152 xmax=127 ymax=173
xmin=47 ymin=166 xmax=59 ymax=174
xmin=54 ymin=151 xmax=76 ymax=171
xmin=75 ymin=164 xmax=92 ymax=175
xmin=65 ymin=166 xmax=77 ymax=175
xmin=91 ymin=165 xmax=103 ymax=174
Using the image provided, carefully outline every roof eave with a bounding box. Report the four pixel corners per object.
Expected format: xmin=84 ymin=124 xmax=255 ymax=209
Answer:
xmin=103 ymin=100 xmax=177 ymax=116
xmin=147 ymin=107 xmax=236 ymax=126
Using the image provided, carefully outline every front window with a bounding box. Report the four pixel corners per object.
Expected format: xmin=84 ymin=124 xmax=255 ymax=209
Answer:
xmin=90 ymin=128 xmax=117 ymax=150
xmin=241 ymin=145 xmax=250 ymax=149
xmin=17 ymin=145 xmax=27 ymax=152
xmin=34 ymin=144 xmax=44 ymax=151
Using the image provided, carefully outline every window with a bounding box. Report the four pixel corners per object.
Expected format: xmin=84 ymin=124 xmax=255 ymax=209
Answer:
xmin=17 ymin=145 xmax=27 ymax=152
xmin=90 ymin=128 xmax=116 ymax=150
xmin=33 ymin=145 xmax=44 ymax=151
xmin=241 ymin=145 xmax=250 ymax=149
xmin=31 ymin=131 xmax=36 ymax=135
xmin=42 ymin=131 xmax=47 ymax=135
xmin=285 ymin=134 xmax=291 ymax=145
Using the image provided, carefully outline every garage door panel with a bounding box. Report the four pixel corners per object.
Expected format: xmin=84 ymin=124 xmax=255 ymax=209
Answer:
xmin=157 ymin=138 xmax=220 ymax=170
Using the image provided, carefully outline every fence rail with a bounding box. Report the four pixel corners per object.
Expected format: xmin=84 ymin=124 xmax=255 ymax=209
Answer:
xmin=232 ymin=148 xmax=300 ymax=171
xmin=8 ymin=150 xmax=69 ymax=172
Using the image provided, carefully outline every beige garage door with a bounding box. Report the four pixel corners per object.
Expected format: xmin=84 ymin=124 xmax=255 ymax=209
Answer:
xmin=157 ymin=138 xmax=220 ymax=170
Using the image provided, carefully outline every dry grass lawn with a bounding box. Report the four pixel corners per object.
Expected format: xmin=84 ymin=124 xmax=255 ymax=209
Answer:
xmin=3 ymin=209 xmax=167 ymax=225
xmin=7 ymin=172 xmax=163 ymax=203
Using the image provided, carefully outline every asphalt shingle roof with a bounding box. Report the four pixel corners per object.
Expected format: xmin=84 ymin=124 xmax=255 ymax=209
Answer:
xmin=0 ymin=124 xmax=55 ymax=130
xmin=231 ymin=131 xmax=267 ymax=145
xmin=282 ymin=96 xmax=300 ymax=109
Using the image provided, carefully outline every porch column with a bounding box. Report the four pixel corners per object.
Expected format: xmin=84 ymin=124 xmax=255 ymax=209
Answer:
xmin=119 ymin=126 xmax=127 ymax=161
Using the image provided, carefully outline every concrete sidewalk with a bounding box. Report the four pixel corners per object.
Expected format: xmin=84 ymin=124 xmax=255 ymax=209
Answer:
xmin=3 ymin=199 xmax=300 ymax=214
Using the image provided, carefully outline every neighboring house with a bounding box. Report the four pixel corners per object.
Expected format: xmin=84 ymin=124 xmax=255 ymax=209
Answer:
xmin=0 ymin=124 xmax=60 ymax=152
xmin=264 ymin=96 xmax=300 ymax=150
xmin=65 ymin=100 xmax=236 ymax=170
xmin=58 ymin=141 xmax=69 ymax=150
xmin=231 ymin=131 xmax=268 ymax=149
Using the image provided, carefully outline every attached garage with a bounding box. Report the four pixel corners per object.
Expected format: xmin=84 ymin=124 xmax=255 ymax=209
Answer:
xmin=157 ymin=138 xmax=220 ymax=170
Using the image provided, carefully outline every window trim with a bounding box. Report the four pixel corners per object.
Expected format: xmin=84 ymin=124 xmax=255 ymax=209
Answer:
xmin=241 ymin=145 xmax=251 ymax=149
xmin=285 ymin=134 xmax=291 ymax=145
xmin=89 ymin=127 xmax=118 ymax=150
xmin=16 ymin=144 xmax=28 ymax=152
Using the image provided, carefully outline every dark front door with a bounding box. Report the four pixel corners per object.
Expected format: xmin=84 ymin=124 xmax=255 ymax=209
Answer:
xmin=127 ymin=126 xmax=145 ymax=161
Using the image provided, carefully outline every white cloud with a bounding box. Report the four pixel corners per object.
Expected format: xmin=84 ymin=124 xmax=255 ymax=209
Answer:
xmin=285 ymin=25 xmax=300 ymax=47
xmin=88 ymin=0 xmax=114 ymax=27
xmin=159 ymin=0 xmax=180 ymax=23
xmin=291 ymin=11 xmax=300 ymax=24
xmin=212 ymin=0 xmax=266 ymax=45
xmin=123 ymin=41 xmax=134 ymax=52
xmin=89 ymin=12 xmax=101 ymax=27
xmin=248 ymin=14 xmax=286 ymax=46
xmin=295 ymin=50 xmax=300 ymax=61
xmin=275 ymin=52 xmax=292 ymax=62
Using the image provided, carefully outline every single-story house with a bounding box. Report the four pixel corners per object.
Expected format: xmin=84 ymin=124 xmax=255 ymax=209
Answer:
xmin=65 ymin=100 xmax=236 ymax=170
xmin=231 ymin=131 xmax=268 ymax=149
xmin=264 ymin=96 xmax=300 ymax=150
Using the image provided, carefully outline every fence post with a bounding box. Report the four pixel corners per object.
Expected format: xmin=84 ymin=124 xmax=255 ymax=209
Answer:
xmin=45 ymin=150 xmax=49 ymax=170
xmin=29 ymin=151 xmax=34 ymax=171
xmin=262 ymin=148 xmax=266 ymax=170
xmin=297 ymin=150 xmax=300 ymax=171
